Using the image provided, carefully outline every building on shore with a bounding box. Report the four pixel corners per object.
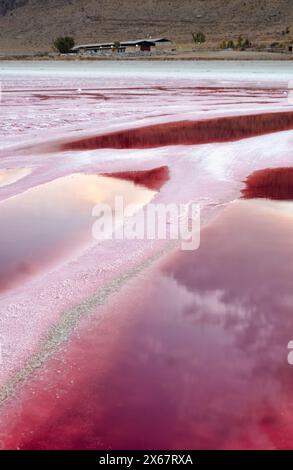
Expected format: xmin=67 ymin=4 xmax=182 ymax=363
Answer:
xmin=70 ymin=38 xmax=171 ymax=55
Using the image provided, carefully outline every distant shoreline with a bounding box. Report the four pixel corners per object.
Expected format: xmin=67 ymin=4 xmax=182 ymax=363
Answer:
xmin=1 ymin=50 xmax=293 ymax=61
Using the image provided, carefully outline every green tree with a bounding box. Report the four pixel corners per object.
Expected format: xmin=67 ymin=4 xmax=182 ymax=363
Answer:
xmin=227 ymin=40 xmax=235 ymax=49
xmin=192 ymin=31 xmax=206 ymax=44
xmin=243 ymin=38 xmax=251 ymax=48
xmin=237 ymin=36 xmax=243 ymax=48
xmin=54 ymin=36 xmax=75 ymax=53
xmin=113 ymin=41 xmax=121 ymax=51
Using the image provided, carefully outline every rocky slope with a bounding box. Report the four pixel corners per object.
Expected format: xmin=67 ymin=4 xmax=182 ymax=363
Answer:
xmin=0 ymin=0 xmax=292 ymax=53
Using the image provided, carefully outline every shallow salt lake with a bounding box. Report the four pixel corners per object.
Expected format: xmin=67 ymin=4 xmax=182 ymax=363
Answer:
xmin=0 ymin=173 xmax=155 ymax=293
xmin=0 ymin=60 xmax=293 ymax=449
xmin=3 ymin=196 xmax=293 ymax=450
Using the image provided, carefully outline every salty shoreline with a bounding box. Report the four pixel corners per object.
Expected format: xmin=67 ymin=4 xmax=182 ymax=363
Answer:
xmin=1 ymin=50 xmax=293 ymax=61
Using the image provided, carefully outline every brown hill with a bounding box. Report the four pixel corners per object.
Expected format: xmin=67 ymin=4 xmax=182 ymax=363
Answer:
xmin=0 ymin=0 xmax=292 ymax=54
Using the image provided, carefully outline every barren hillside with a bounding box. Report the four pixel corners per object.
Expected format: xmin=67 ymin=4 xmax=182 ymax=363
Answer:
xmin=0 ymin=0 xmax=293 ymax=54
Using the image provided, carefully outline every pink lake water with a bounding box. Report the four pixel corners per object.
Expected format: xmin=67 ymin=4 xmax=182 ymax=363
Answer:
xmin=0 ymin=60 xmax=293 ymax=449
xmin=0 ymin=173 xmax=156 ymax=293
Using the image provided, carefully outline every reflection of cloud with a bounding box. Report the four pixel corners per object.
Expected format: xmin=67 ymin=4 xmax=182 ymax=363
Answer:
xmin=185 ymin=288 xmax=248 ymax=322
xmin=251 ymin=198 xmax=293 ymax=218
xmin=160 ymin=198 xmax=293 ymax=382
